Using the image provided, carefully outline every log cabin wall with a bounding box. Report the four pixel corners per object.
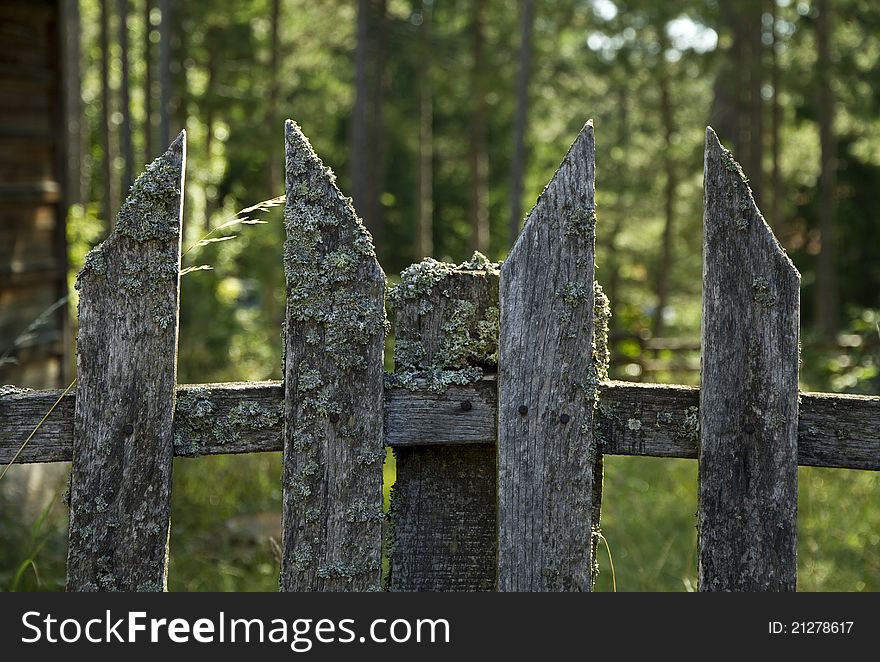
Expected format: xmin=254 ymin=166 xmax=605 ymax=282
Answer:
xmin=0 ymin=0 xmax=69 ymax=390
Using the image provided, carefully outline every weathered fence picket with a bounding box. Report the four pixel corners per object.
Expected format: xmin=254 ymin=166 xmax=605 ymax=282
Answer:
xmin=65 ymin=132 xmax=186 ymax=591
xmin=698 ymin=128 xmax=800 ymax=591
xmin=1 ymin=120 xmax=877 ymax=593
xmin=387 ymin=256 xmax=500 ymax=591
xmin=279 ymin=120 xmax=386 ymax=591
xmin=497 ymin=121 xmax=606 ymax=591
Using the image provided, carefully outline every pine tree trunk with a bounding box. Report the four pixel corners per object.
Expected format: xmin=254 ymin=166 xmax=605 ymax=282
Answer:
xmin=509 ymin=0 xmax=534 ymax=247
xmin=62 ymin=0 xmax=83 ymax=205
xmin=815 ymin=0 xmax=838 ymax=338
xmin=416 ymin=0 xmax=433 ymax=259
xmin=267 ymin=0 xmax=282 ymax=196
xmin=158 ymin=0 xmax=171 ymax=148
xmin=352 ymin=0 xmax=371 ymax=233
xmin=117 ymin=0 xmax=133 ymax=194
xmin=770 ymin=0 xmax=781 ymax=228
xmin=100 ymin=0 xmax=115 ymax=229
xmin=144 ymin=0 xmax=154 ymax=160
xmin=652 ymin=56 xmax=677 ymax=338
xmin=468 ymin=3 xmax=489 ymax=254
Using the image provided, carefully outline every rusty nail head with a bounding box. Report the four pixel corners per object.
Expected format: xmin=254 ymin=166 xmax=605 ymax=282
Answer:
xmin=518 ymin=405 xmax=528 ymax=416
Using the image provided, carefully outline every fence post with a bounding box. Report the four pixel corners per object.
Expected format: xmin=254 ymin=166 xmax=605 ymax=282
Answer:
xmin=279 ymin=120 xmax=386 ymax=591
xmin=66 ymin=132 xmax=185 ymax=591
xmin=497 ymin=120 xmax=607 ymax=591
xmin=387 ymin=255 xmax=500 ymax=591
xmin=699 ymin=127 xmax=800 ymax=591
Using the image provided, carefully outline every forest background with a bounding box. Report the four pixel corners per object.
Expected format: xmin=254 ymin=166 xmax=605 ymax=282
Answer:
xmin=2 ymin=0 xmax=879 ymax=591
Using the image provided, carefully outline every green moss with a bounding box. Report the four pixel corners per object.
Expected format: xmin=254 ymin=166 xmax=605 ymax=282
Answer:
xmin=656 ymin=411 xmax=674 ymax=426
xmin=74 ymin=139 xmax=183 ymax=330
xmin=173 ymin=387 xmax=282 ymax=455
xmin=388 ymin=251 xmax=500 ymax=315
xmin=316 ymin=559 xmax=380 ymax=582
xmin=283 ymin=120 xmax=386 ymax=374
xmin=384 ymin=366 xmax=484 ymax=393
xmin=432 ymin=300 xmax=499 ymax=368
xmin=679 ymin=406 xmax=700 ymax=444
xmin=592 ymin=283 xmax=611 ymax=383
xmin=76 ymin=246 xmax=106 ymax=286
xmin=752 ymin=276 xmax=776 ymax=308
xmin=388 ymin=258 xmax=457 ymax=313
xmin=719 ymin=142 xmax=750 ymax=187
xmin=566 ymin=206 xmax=597 ymax=238
xmin=297 ymin=366 xmax=323 ymax=393
xmin=0 ymin=385 xmax=31 ymax=396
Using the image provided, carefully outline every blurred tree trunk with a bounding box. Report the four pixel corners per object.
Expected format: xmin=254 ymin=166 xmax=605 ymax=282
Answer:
xmin=117 ymin=0 xmax=133 ymax=194
xmin=203 ymin=29 xmax=218 ymax=231
xmin=468 ymin=2 xmax=489 ymax=254
xmin=369 ymin=0 xmax=387 ymax=249
xmin=351 ymin=0 xmax=385 ymax=247
xmin=746 ymin=0 xmax=764 ymax=208
xmin=651 ymin=48 xmax=677 ymax=338
xmin=416 ymin=0 xmax=433 ymax=259
xmin=144 ymin=0 xmax=154 ymax=160
xmin=711 ymin=0 xmax=763 ymax=205
xmin=62 ymin=0 xmax=83 ymax=205
xmin=815 ymin=0 xmax=838 ymax=338
xmin=267 ymin=0 xmax=282 ymax=196
xmin=158 ymin=0 xmax=171 ymax=148
xmin=770 ymin=0 xmax=781 ymax=228
xmin=605 ymin=82 xmax=628 ymax=340
xmin=509 ymin=0 xmax=534 ymax=248
xmin=100 ymin=0 xmax=115 ymax=229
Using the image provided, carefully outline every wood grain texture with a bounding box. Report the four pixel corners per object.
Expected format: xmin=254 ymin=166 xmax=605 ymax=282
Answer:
xmin=699 ymin=127 xmax=800 ymax=591
xmin=280 ymin=120 xmax=386 ymax=591
xmin=65 ymin=132 xmax=185 ymax=592
xmin=3 ymin=381 xmax=878 ymax=470
xmin=497 ymin=120 xmax=601 ymax=591
xmin=385 ymin=377 xmax=497 ymax=446
xmin=388 ymin=267 xmax=499 ymax=592
xmin=389 ymin=444 xmax=497 ymax=591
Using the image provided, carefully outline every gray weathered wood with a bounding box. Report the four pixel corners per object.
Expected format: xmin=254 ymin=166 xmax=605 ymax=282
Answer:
xmin=390 ymin=444 xmax=496 ymax=591
xmin=65 ymin=132 xmax=185 ymax=591
xmin=387 ymin=256 xmax=500 ymax=591
xmin=385 ymin=377 xmax=496 ymax=446
xmin=280 ymin=120 xmax=386 ymax=591
xmin=699 ymin=127 xmax=800 ymax=591
xmin=498 ymin=120 xmax=603 ymax=592
xmin=3 ymin=381 xmax=879 ymax=470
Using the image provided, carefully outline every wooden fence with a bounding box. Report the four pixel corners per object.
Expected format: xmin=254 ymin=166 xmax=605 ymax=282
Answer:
xmin=1 ymin=120 xmax=879 ymax=592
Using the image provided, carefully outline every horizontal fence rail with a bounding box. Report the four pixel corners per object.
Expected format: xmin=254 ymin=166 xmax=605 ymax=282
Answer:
xmin=3 ymin=380 xmax=878 ymax=471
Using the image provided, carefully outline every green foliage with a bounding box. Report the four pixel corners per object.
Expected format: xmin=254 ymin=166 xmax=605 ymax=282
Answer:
xmin=15 ymin=0 xmax=876 ymax=592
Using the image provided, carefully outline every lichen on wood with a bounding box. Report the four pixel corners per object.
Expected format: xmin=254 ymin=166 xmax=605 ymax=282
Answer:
xmin=497 ymin=119 xmax=602 ymax=592
xmin=280 ymin=120 xmax=386 ymax=591
xmin=66 ymin=131 xmax=185 ymax=592
xmin=699 ymin=127 xmax=800 ymax=592
xmin=386 ymin=252 xmax=501 ymax=591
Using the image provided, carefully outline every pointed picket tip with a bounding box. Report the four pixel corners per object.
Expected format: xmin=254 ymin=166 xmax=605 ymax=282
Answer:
xmin=699 ymin=126 xmax=800 ymax=591
xmin=280 ymin=119 xmax=386 ymax=591
xmin=505 ymin=119 xmax=596 ymax=268
xmin=704 ymin=126 xmax=799 ymax=283
xmin=111 ymin=129 xmax=186 ymax=243
xmin=283 ymin=119 xmax=382 ymax=275
xmin=497 ymin=117 xmax=600 ymax=591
